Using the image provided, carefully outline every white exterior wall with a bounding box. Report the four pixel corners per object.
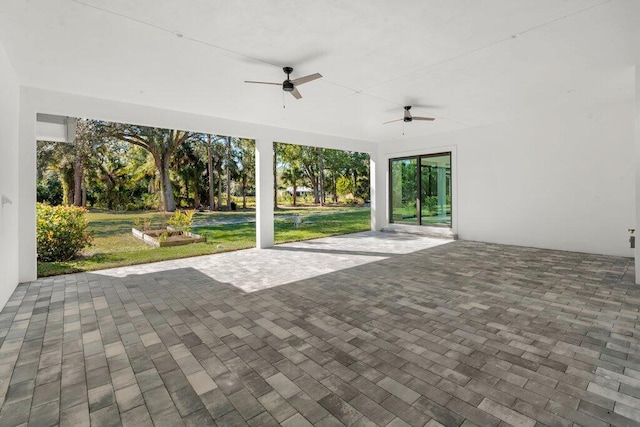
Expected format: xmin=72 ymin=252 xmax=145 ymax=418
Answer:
xmin=382 ymin=88 xmax=635 ymax=258
xmin=15 ymin=87 xmax=377 ymax=289
xmin=635 ymin=66 xmax=640 ymax=280
xmin=0 ymin=43 xmax=20 ymax=309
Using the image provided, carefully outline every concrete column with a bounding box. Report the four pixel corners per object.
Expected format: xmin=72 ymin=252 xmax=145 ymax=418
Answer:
xmin=255 ymin=138 xmax=274 ymax=248
xmin=18 ymin=91 xmax=37 ymax=283
xmin=370 ymin=147 xmax=387 ymax=231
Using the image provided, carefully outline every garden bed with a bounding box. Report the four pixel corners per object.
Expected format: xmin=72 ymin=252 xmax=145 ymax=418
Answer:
xmin=132 ymin=228 xmax=206 ymax=247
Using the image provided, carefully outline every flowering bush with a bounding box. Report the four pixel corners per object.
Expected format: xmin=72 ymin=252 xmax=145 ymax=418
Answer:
xmin=37 ymin=203 xmax=92 ymax=262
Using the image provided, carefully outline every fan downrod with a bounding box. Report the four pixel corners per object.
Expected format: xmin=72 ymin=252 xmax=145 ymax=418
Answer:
xmin=404 ymin=106 xmax=412 ymax=122
xmin=282 ymin=67 xmax=294 ymax=92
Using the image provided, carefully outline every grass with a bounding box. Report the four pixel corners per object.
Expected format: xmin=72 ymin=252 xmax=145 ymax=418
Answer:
xmin=37 ymin=206 xmax=371 ymax=277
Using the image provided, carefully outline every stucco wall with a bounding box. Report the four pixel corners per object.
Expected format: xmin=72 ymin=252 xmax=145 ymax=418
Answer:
xmin=635 ymin=66 xmax=640 ymax=280
xmin=0 ymin=42 xmax=20 ymax=309
xmin=16 ymin=87 xmax=378 ymax=284
xmin=383 ymin=78 xmax=635 ymax=258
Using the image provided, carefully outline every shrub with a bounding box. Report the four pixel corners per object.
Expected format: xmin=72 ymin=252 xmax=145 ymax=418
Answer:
xmin=37 ymin=203 xmax=92 ymax=262
xmin=336 ymin=175 xmax=354 ymax=197
xmin=168 ymin=210 xmax=196 ymax=233
xmin=142 ymin=193 xmax=160 ymax=210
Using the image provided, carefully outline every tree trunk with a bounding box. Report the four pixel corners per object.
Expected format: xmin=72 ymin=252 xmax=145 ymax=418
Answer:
xmin=82 ymin=179 xmax=87 ymax=207
xmin=62 ymin=168 xmax=74 ymax=206
xmin=226 ymin=136 xmax=231 ymax=211
xmin=73 ymin=151 xmax=83 ymax=206
xmin=207 ymin=136 xmax=215 ymax=210
xmin=157 ymin=156 xmax=176 ymax=211
xmin=216 ymin=166 xmax=223 ymax=210
xmin=273 ymin=142 xmax=278 ymax=209
xmin=242 ymin=175 xmax=247 ymax=210
xmin=184 ymin=179 xmax=189 ymax=207
xmin=353 ymin=170 xmax=358 ymax=197
xmin=313 ymin=174 xmax=320 ymax=205
xmin=193 ymin=177 xmax=200 ymax=209
xmin=317 ymin=147 xmax=324 ymax=205
xmin=293 ymin=183 xmax=297 ymax=206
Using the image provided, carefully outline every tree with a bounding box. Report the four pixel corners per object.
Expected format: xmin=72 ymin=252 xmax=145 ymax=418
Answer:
xmin=104 ymin=123 xmax=196 ymax=211
xmin=203 ymin=136 xmax=228 ymax=210
xmin=226 ymin=136 xmax=232 ymax=210
xmin=317 ymin=147 xmax=325 ymax=205
xmin=93 ymin=142 xmax=128 ymax=210
xmin=273 ymin=142 xmax=279 ymax=209
xmin=236 ymin=139 xmax=255 ymax=210
xmin=281 ymin=166 xmax=303 ymax=206
xmin=322 ymin=149 xmax=351 ymax=203
xmin=174 ymin=137 xmax=208 ymax=208
xmin=349 ymin=152 xmax=371 ymax=201
xmin=205 ymin=134 xmax=223 ymax=210
xmin=73 ymin=119 xmax=107 ymax=207
xmin=37 ymin=140 xmax=75 ymax=206
xmin=296 ymin=146 xmax=320 ymax=204
xmin=336 ymin=175 xmax=354 ymax=198
xmin=122 ymin=145 xmax=158 ymax=207
xmin=280 ymin=144 xmax=305 ymax=206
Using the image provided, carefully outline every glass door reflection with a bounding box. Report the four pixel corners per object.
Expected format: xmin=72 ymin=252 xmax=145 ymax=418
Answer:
xmin=390 ymin=158 xmax=418 ymax=224
xmin=390 ymin=152 xmax=451 ymax=227
xmin=420 ymin=154 xmax=451 ymax=227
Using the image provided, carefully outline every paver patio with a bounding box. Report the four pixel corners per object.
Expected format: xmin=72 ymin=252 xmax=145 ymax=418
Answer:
xmin=0 ymin=232 xmax=639 ymax=426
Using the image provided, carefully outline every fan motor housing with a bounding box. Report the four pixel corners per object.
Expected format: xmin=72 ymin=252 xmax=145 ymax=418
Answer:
xmin=403 ymin=117 xmax=412 ymax=122
xmin=283 ymin=80 xmax=295 ymax=92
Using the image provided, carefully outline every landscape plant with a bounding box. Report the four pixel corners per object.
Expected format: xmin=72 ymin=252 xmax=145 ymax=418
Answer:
xmin=168 ymin=209 xmax=196 ymax=233
xmin=36 ymin=203 xmax=92 ymax=261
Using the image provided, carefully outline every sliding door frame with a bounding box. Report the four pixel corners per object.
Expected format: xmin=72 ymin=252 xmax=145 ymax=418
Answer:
xmin=388 ymin=151 xmax=453 ymax=228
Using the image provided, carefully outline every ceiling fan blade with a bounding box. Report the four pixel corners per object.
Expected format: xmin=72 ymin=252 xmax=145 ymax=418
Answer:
xmin=290 ymin=87 xmax=302 ymax=99
xmin=291 ymin=73 xmax=322 ymax=86
xmin=244 ymin=80 xmax=281 ymax=85
xmin=382 ymin=118 xmax=403 ymax=124
xmin=413 ymin=117 xmax=436 ymax=121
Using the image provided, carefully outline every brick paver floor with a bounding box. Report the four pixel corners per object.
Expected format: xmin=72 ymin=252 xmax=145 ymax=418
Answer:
xmin=0 ymin=232 xmax=639 ymax=426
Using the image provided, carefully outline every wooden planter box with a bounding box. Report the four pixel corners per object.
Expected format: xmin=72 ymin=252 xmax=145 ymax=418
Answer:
xmin=132 ymin=228 xmax=206 ymax=247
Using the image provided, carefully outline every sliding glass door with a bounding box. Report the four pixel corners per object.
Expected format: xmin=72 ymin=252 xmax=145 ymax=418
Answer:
xmin=390 ymin=152 xmax=451 ymax=227
xmin=390 ymin=158 xmax=418 ymax=224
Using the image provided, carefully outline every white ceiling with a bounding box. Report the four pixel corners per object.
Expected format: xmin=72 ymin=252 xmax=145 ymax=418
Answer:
xmin=0 ymin=0 xmax=637 ymax=144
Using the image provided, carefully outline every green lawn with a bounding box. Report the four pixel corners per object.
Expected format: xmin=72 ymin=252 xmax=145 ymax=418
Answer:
xmin=38 ymin=206 xmax=371 ymax=277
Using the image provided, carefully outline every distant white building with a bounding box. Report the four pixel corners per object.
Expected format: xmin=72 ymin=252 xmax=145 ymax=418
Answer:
xmin=284 ymin=186 xmax=313 ymax=197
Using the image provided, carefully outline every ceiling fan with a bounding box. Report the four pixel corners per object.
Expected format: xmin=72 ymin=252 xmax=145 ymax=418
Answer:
xmin=245 ymin=66 xmax=322 ymax=99
xmin=383 ymin=106 xmax=435 ymax=124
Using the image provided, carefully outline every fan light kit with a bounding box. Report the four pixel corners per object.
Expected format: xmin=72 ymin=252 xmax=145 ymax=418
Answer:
xmin=245 ymin=66 xmax=323 ymax=100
